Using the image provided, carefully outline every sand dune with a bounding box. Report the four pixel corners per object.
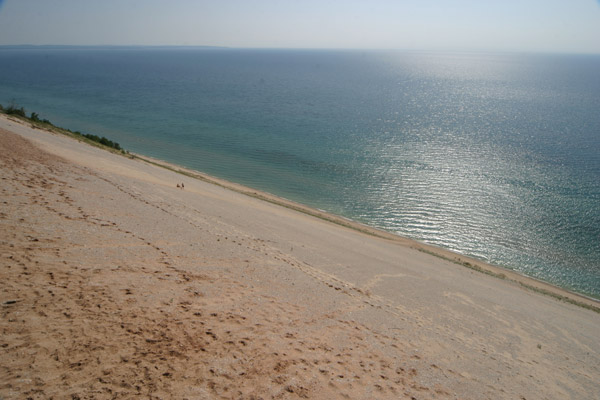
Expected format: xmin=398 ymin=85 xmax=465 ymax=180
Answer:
xmin=1 ymin=115 xmax=599 ymax=399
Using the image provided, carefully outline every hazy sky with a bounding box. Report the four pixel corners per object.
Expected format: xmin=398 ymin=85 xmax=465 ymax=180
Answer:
xmin=0 ymin=0 xmax=599 ymax=53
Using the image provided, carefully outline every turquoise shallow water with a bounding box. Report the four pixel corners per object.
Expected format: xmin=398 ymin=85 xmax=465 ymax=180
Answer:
xmin=1 ymin=47 xmax=599 ymax=298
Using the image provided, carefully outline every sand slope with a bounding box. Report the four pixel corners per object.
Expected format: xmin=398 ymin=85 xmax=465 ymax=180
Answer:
xmin=1 ymin=115 xmax=599 ymax=399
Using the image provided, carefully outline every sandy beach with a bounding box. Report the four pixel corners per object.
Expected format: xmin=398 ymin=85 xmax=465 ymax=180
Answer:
xmin=1 ymin=113 xmax=599 ymax=399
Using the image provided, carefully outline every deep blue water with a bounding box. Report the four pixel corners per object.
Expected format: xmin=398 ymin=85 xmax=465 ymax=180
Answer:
xmin=1 ymin=47 xmax=599 ymax=298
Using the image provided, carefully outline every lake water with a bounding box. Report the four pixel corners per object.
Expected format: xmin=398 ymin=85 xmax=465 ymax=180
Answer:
xmin=1 ymin=47 xmax=599 ymax=298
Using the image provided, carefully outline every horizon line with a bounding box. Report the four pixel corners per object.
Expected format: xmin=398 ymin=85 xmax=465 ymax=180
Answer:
xmin=1 ymin=44 xmax=599 ymax=56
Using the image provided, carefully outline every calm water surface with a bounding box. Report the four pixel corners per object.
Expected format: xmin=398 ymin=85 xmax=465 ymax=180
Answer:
xmin=1 ymin=47 xmax=599 ymax=298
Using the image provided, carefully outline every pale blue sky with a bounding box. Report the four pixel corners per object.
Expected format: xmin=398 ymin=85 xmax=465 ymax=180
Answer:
xmin=0 ymin=0 xmax=599 ymax=53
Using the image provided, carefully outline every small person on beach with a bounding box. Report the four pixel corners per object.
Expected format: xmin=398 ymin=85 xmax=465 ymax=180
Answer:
xmin=181 ymin=183 xmax=184 ymax=189
xmin=176 ymin=183 xmax=180 ymax=188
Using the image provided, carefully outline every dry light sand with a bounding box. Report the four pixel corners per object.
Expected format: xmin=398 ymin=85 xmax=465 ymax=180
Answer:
xmin=1 ymin=114 xmax=599 ymax=399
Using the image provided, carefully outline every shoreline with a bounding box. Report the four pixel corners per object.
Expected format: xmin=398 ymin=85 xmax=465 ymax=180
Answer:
xmin=2 ymin=113 xmax=599 ymax=398
xmin=132 ymin=151 xmax=600 ymax=310
xmin=2 ymin=112 xmax=598 ymax=310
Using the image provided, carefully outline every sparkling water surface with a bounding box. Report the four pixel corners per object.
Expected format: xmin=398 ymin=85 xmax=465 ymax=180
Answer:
xmin=1 ymin=47 xmax=599 ymax=298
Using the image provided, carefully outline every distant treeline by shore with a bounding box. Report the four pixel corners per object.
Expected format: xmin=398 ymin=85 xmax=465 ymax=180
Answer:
xmin=0 ymin=103 xmax=123 ymax=152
